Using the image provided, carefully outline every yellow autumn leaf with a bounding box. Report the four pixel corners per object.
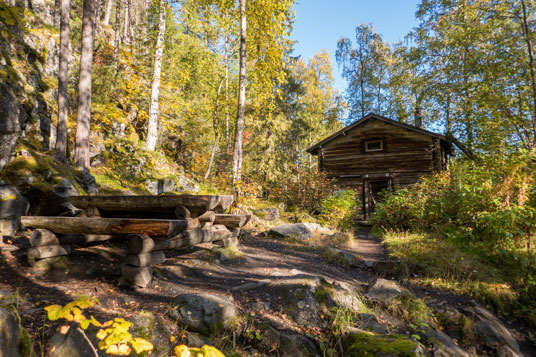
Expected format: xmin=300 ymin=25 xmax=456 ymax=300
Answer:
xmin=173 ymin=345 xmax=191 ymax=357
xmin=96 ymin=329 xmax=108 ymax=340
xmin=130 ymin=338 xmax=153 ymax=354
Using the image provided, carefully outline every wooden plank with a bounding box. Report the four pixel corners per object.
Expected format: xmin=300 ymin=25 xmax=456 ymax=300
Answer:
xmin=21 ymin=216 xmax=200 ymax=238
xmin=68 ymin=195 xmax=234 ymax=212
xmin=214 ymin=214 xmax=251 ymax=228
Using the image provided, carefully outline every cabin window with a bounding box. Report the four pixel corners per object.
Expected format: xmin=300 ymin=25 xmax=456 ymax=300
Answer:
xmin=364 ymin=139 xmax=383 ymax=152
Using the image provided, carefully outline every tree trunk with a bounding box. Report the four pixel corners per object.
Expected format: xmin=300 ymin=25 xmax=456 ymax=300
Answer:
xmin=145 ymin=0 xmax=166 ymax=151
xmin=113 ymin=0 xmax=121 ymax=72
xmin=232 ymin=0 xmax=247 ymax=194
xmin=53 ymin=0 xmax=60 ymax=27
xmin=205 ymin=78 xmax=224 ymax=180
xmin=123 ymin=0 xmax=131 ymax=44
xmin=520 ymin=0 xmax=536 ymax=145
xmin=53 ymin=0 xmax=70 ymax=162
xmin=74 ymin=0 xmax=95 ymax=170
xmin=224 ymin=31 xmax=230 ymax=155
xmin=103 ymin=0 xmax=112 ymax=26
xmin=94 ymin=0 xmax=101 ymax=33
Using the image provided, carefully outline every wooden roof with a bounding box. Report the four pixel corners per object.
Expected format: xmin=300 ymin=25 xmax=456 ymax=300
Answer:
xmin=306 ymin=112 xmax=474 ymax=159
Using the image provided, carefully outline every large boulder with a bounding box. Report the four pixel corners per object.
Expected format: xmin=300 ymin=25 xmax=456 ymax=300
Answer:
xmin=0 ymin=307 xmax=22 ymax=357
xmin=130 ymin=312 xmax=173 ymax=357
xmin=265 ymin=274 xmax=365 ymax=327
xmin=254 ymin=207 xmax=280 ymax=221
xmin=269 ymin=223 xmax=333 ymax=241
xmin=48 ymin=325 xmax=105 ymax=357
xmin=0 ymin=83 xmax=28 ymax=171
xmin=366 ymin=278 xmax=407 ymax=302
xmin=34 ymin=178 xmax=79 ymax=216
xmin=462 ymin=305 xmax=522 ymax=356
xmin=0 ymin=184 xmax=29 ymax=236
xmin=322 ymin=247 xmax=362 ymax=268
xmin=146 ymin=177 xmax=199 ymax=195
xmin=262 ymin=326 xmax=318 ymax=357
xmin=343 ymin=330 xmax=424 ymax=357
xmin=171 ymin=293 xmax=237 ymax=335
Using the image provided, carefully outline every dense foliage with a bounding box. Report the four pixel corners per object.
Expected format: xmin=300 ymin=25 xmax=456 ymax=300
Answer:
xmin=373 ymin=152 xmax=536 ymax=324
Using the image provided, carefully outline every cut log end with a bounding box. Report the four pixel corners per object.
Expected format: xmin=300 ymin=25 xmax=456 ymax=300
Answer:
xmin=121 ymin=264 xmax=153 ymax=288
xmin=27 ymin=244 xmax=71 ymax=266
xmin=29 ymin=229 xmax=60 ymax=247
xmin=125 ymin=251 xmax=165 ymax=267
xmin=127 ymin=234 xmax=155 ymax=255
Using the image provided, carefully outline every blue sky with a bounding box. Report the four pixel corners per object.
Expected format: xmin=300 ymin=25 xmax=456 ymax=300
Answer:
xmin=290 ymin=0 xmax=421 ymax=93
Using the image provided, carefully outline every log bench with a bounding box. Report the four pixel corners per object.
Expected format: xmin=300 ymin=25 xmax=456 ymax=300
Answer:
xmin=21 ymin=194 xmax=251 ymax=288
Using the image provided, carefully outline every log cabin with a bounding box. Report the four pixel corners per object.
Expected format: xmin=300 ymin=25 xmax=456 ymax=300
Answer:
xmin=306 ymin=112 xmax=471 ymax=220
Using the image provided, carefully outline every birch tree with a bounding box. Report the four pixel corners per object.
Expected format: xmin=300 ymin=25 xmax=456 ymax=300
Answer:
xmin=145 ymin=0 xmax=166 ymax=151
xmin=231 ymin=0 xmax=247 ymax=190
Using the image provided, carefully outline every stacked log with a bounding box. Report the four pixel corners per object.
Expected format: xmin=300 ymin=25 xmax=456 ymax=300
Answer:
xmin=22 ymin=195 xmax=252 ymax=288
xmin=27 ymin=229 xmax=71 ymax=266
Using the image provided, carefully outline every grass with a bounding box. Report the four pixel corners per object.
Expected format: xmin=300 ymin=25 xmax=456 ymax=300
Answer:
xmin=380 ymin=230 xmax=535 ymax=326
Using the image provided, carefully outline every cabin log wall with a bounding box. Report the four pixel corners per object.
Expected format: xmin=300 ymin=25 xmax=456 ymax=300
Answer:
xmin=316 ymin=119 xmax=448 ymax=219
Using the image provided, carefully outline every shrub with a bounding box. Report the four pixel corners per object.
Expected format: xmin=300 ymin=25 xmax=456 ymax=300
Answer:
xmin=319 ymin=189 xmax=360 ymax=230
xmin=270 ymin=167 xmax=337 ymax=212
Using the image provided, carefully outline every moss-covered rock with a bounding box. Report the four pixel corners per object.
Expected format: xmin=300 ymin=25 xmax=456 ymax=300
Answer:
xmin=0 ymin=307 xmax=22 ymax=357
xmin=343 ymin=330 xmax=422 ymax=357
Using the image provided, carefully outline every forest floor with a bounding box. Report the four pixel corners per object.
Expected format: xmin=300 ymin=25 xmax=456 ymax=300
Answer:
xmin=1 ymin=227 xmax=535 ymax=356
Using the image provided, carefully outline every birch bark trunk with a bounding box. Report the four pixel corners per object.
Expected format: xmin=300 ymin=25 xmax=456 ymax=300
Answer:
xmin=232 ymin=0 xmax=247 ymax=194
xmin=145 ymin=0 xmax=166 ymax=151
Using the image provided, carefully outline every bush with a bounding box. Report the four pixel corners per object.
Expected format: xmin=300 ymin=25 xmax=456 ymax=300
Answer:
xmin=270 ymin=167 xmax=337 ymax=212
xmin=319 ymin=189 xmax=360 ymax=230
xmin=372 ymin=151 xmax=536 ymax=326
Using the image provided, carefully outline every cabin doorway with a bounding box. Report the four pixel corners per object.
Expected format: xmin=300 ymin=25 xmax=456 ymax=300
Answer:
xmin=363 ymin=177 xmax=392 ymax=220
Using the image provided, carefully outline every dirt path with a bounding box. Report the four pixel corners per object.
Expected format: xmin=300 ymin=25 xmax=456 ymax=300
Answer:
xmin=351 ymin=226 xmax=389 ymax=263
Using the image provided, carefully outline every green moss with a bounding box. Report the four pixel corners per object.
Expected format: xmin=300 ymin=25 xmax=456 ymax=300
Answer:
xmin=387 ymin=294 xmax=435 ymax=326
xmin=343 ymin=331 xmax=419 ymax=357
xmin=314 ymin=284 xmax=332 ymax=305
xmin=18 ymin=325 xmax=33 ymax=357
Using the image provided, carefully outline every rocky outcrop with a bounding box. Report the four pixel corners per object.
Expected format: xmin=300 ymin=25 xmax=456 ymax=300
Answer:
xmin=262 ymin=326 xmax=318 ymax=357
xmin=0 ymin=0 xmax=58 ymax=169
xmin=170 ymin=293 xmax=237 ymax=335
xmin=462 ymin=304 xmax=522 ymax=357
xmin=343 ymin=330 xmax=424 ymax=357
xmin=254 ymin=207 xmax=280 ymax=221
xmin=0 ymin=83 xmax=28 ymax=171
xmin=269 ymin=222 xmax=333 ymax=240
xmin=130 ymin=312 xmax=173 ymax=357
xmin=48 ymin=325 xmax=104 ymax=357
xmin=322 ymin=247 xmax=362 ymax=268
xmin=146 ymin=177 xmax=199 ymax=195
xmin=0 ymin=307 xmax=22 ymax=357
xmin=366 ymin=278 xmax=407 ymax=302
xmin=0 ymin=184 xmax=29 ymax=236
xmin=33 ymin=178 xmax=79 ymax=217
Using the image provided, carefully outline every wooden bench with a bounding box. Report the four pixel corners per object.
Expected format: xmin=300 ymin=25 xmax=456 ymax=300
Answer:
xmin=21 ymin=194 xmax=251 ymax=288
